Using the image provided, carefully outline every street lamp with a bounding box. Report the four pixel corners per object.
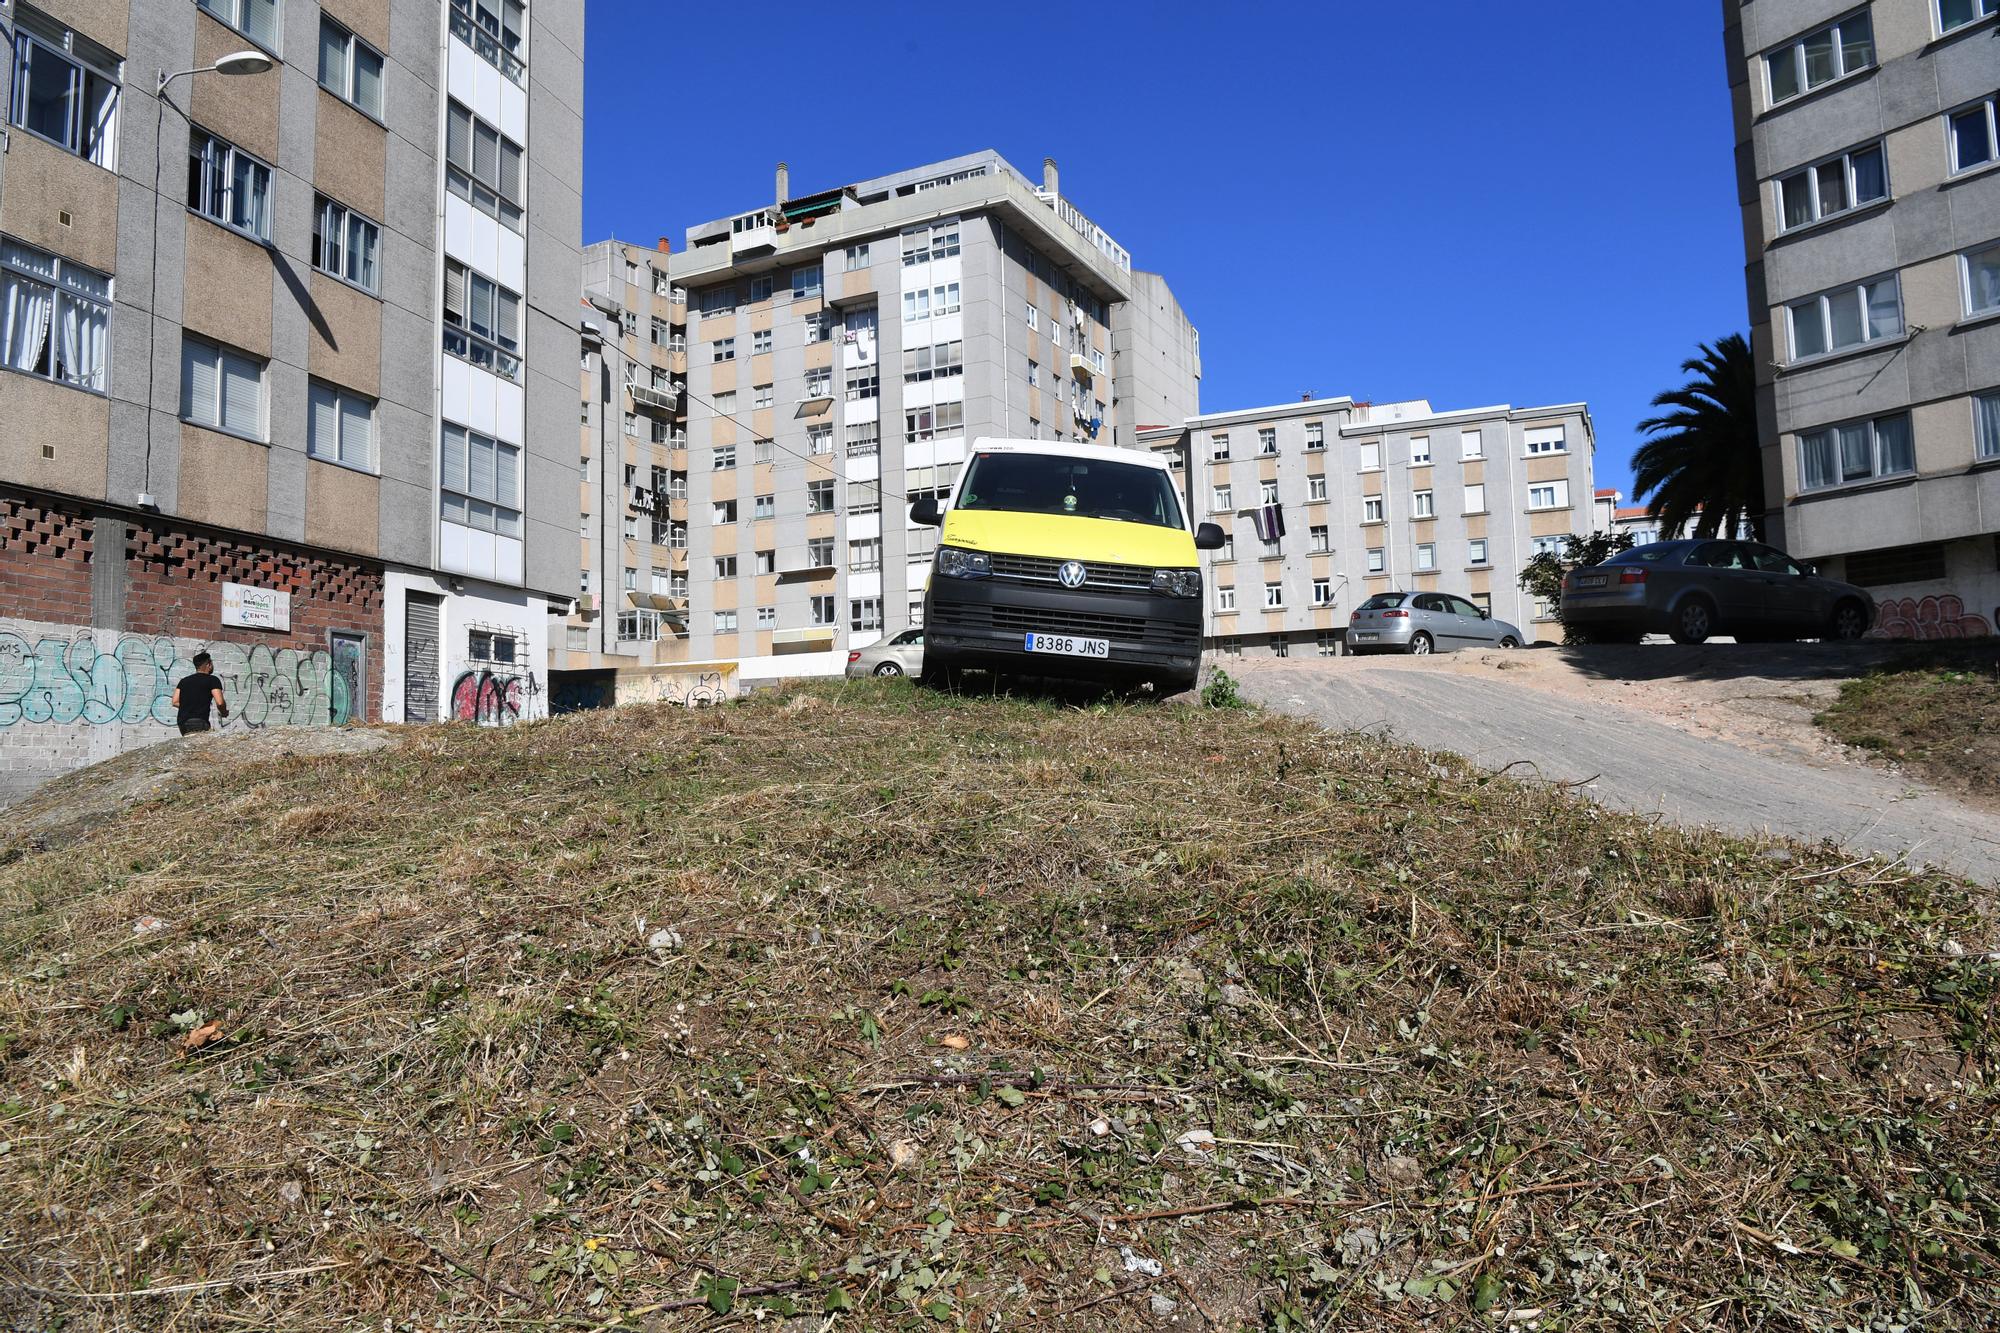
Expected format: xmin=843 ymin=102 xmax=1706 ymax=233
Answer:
xmin=138 ymin=49 xmax=272 ymax=510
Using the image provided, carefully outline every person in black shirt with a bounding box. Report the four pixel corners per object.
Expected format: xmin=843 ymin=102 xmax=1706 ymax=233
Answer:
xmin=172 ymin=651 xmax=229 ymax=735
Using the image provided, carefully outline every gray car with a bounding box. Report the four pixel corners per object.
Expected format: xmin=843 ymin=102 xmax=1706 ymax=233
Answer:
xmin=845 ymin=628 xmax=925 ymax=678
xmin=1345 ymin=591 xmax=1525 ymax=655
xmin=1560 ymin=539 xmax=1874 ymax=645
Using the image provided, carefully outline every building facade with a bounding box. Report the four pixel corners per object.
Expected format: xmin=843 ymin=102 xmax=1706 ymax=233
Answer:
xmin=622 ymin=151 xmax=1198 ymax=683
xmin=1725 ymin=0 xmax=1999 ymax=638
xmin=0 ymin=0 xmax=581 ymax=796
xmin=1148 ymin=395 xmax=1597 ymax=654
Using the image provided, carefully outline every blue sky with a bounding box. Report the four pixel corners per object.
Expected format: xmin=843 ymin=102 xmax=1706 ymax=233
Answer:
xmin=581 ymin=3 xmax=1744 ymax=497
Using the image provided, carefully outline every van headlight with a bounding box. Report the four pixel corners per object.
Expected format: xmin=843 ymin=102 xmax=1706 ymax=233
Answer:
xmin=1151 ymin=568 xmax=1201 ymax=598
xmin=935 ymin=547 xmax=992 ymax=579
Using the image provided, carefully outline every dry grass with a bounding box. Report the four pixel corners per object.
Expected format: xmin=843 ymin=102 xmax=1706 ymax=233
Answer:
xmin=1815 ymin=647 xmax=2000 ymax=807
xmin=1 ymin=682 xmax=1996 ymax=1330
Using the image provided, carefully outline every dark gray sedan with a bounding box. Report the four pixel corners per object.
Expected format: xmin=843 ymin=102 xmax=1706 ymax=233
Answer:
xmin=1561 ymin=540 xmax=1874 ymax=644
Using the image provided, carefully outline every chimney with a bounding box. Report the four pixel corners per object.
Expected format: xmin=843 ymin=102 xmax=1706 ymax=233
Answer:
xmin=775 ymin=161 xmax=789 ymax=206
xmin=1042 ymin=156 xmax=1059 ymax=196
xmin=656 ymin=236 xmax=671 ymax=253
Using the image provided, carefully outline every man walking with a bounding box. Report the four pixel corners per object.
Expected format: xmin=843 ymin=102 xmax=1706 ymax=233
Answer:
xmin=172 ymin=651 xmax=229 ymax=736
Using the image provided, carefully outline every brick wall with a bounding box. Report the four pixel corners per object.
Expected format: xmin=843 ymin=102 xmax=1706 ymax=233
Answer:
xmin=0 ymin=493 xmax=94 ymax=625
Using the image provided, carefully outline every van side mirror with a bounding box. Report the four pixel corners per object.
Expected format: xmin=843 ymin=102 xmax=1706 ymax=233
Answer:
xmin=1194 ymin=522 xmax=1226 ymax=551
xmin=910 ymin=495 xmax=944 ymax=527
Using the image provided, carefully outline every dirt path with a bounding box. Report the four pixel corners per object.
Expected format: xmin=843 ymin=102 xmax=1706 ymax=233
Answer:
xmin=1232 ymin=646 xmax=2000 ymax=886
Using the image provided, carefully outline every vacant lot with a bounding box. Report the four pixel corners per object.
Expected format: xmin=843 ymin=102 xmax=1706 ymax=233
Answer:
xmin=1815 ymin=650 xmax=2000 ymax=808
xmin=2 ymin=685 xmax=1996 ymax=1330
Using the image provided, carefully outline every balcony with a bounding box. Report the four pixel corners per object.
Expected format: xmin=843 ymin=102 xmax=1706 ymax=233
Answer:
xmin=1069 ymin=353 xmax=1094 ymax=382
xmin=447 ymin=3 xmax=525 ymax=86
xmin=629 ymin=382 xmax=680 ymax=412
xmin=670 ymin=287 xmax=688 ymax=306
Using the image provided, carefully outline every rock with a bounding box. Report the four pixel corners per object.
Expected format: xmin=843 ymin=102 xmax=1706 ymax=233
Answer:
xmin=1218 ymin=982 xmax=1253 ymax=1010
xmin=1174 ymin=1129 xmax=1217 ymax=1159
xmin=888 ymin=1139 xmax=919 ymax=1173
xmin=1149 ymin=1292 xmax=1179 ymax=1319
xmin=646 ymin=928 xmax=683 ymax=954
xmin=1374 ymin=1155 xmax=1424 ymax=1191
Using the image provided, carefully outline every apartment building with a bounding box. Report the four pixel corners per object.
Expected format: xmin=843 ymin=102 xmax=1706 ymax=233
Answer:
xmin=1146 ymin=395 xmax=1597 ymax=654
xmin=1725 ymin=0 xmax=2000 ymax=638
xmin=640 ymin=151 xmax=1199 ymax=682
xmin=0 ymin=0 xmax=582 ymax=796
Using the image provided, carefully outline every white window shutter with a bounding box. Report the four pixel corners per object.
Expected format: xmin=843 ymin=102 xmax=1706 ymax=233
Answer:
xmin=441 ymin=424 xmax=469 ymax=495
xmin=443 ymin=262 xmax=465 ymax=324
xmin=338 ymin=392 xmax=373 ymax=468
xmin=498 ymin=141 xmax=522 ymax=205
xmin=447 ymin=105 xmax=471 ymax=172
xmin=220 ymin=351 xmax=263 ymax=436
xmin=182 ymin=341 xmax=218 ymax=426
xmin=307 ymin=381 xmax=338 ymax=458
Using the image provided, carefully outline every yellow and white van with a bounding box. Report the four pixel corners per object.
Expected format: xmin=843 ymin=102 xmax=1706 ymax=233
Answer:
xmin=911 ymin=439 xmax=1224 ymax=693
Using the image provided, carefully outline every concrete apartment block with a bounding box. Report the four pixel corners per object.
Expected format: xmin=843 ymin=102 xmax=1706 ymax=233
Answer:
xmin=1724 ymin=0 xmax=2000 ymax=638
xmin=589 ymin=151 xmax=1200 ymax=685
xmin=1147 ymin=396 xmax=1597 ymax=655
xmin=0 ymin=0 xmax=582 ymax=797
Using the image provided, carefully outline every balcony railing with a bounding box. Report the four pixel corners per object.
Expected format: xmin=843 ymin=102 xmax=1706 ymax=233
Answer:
xmin=629 ymin=382 xmax=679 ymax=412
xmin=443 ymin=326 xmax=522 ymax=381
xmin=447 ymin=6 xmax=525 ymax=87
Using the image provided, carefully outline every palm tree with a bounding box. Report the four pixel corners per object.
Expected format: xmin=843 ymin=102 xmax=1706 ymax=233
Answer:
xmin=1631 ymin=333 xmax=1764 ymax=541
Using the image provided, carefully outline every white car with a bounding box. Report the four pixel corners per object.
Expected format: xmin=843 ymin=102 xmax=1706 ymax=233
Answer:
xmin=845 ymin=628 xmax=925 ymax=678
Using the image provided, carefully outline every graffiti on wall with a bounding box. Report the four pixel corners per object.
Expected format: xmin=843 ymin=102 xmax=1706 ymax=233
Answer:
xmin=0 ymin=624 xmax=350 ymax=731
xmin=612 ymin=666 xmax=738 ymax=710
xmin=449 ymin=666 xmax=543 ymax=727
xmin=1867 ymin=595 xmax=1993 ymax=641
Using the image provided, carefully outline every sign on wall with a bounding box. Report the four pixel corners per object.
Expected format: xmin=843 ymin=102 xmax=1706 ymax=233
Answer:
xmin=221 ymin=582 xmax=292 ymax=632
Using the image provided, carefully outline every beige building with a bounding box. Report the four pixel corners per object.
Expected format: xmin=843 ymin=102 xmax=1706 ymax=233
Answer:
xmin=1147 ymin=394 xmax=1598 ymax=654
xmin=1725 ymin=0 xmax=1999 ymax=637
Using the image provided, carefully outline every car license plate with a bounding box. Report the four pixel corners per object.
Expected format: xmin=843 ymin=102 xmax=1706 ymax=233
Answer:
xmin=1352 ymin=632 xmax=1377 ymax=641
xmin=1577 ymin=575 xmax=1607 ymax=589
xmin=1023 ymin=632 xmax=1109 ymax=658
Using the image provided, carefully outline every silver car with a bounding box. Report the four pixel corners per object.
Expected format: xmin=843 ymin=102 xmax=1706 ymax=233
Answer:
xmin=1345 ymin=591 xmax=1525 ymax=655
xmin=845 ymin=628 xmax=925 ymax=678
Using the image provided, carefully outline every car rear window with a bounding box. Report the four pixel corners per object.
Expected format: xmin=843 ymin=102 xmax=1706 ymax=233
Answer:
xmin=1608 ymin=545 xmax=1681 ymax=564
xmin=1359 ymin=593 xmax=1407 ymax=610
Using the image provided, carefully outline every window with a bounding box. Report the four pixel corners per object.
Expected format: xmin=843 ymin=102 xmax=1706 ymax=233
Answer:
xmin=1316 ymin=631 xmax=1340 ymax=657
xmin=1366 ymin=548 xmax=1385 ymax=573
xmin=713 ymin=390 xmax=737 ymax=415
xmin=1215 ymin=585 xmax=1236 ymax=613
xmin=1464 ymin=483 xmax=1486 ymax=513
xmin=445 ymin=101 xmax=524 ymax=231
xmin=753 ymin=439 xmax=775 ymax=464
xmin=1271 ymin=638 xmax=1289 ymax=659
xmin=714 ymin=555 xmax=738 ymax=578
xmin=714 ymin=337 xmax=735 ymax=362
xmin=649 ymin=566 xmax=672 ymax=596
xmin=307 ymin=381 xmax=375 ymax=470
xmin=1305 ymin=422 xmax=1325 ymax=451
xmin=1312 ymin=578 xmax=1333 ymax=606
xmin=801 ymin=312 xmax=832 ymax=344
xmin=845 ymin=243 xmax=870 ymax=270
xmin=752 ymin=327 xmax=773 ymax=354
xmin=447 ymin=0 xmax=524 ymax=83
xmin=699 ymin=286 xmax=738 ymax=317
xmin=713 ymin=499 xmax=738 ymax=524
xmin=180 ymin=337 xmax=264 ymax=439
xmin=1472 ymin=593 xmax=1492 ymax=618
xmin=1308 ymin=475 xmax=1328 ymax=502
xmin=1363 ymin=496 xmax=1384 ymax=523
xmin=1415 ymin=543 xmax=1436 ymax=572
xmin=806 ymin=479 xmax=835 ymax=513
xmin=747 ymin=549 xmax=772 ymax=576
xmin=808 ymin=424 xmax=833 ymax=454
xmin=805 ymin=366 xmax=832 ymax=398
xmin=1309 ymin=525 xmax=1329 ymax=553
xmin=1460 ymin=428 xmax=1483 ymax=460
xmin=1787 ymin=274 xmax=1902 ymax=359
xmin=1213 ymin=484 xmax=1233 ymax=510
xmin=187 ymin=128 xmax=272 ymax=241
xmin=753 ymin=384 xmax=774 ymax=409
xmin=1468 ymin=538 xmax=1489 ymax=566
xmin=1777 ymin=143 xmax=1888 ymax=231
xmin=903 ymin=340 xmax=963 ymax=383
xmin=439 ymin=421 xmax=521 ymax=537
xmin=810 ymin=594 xmax=836 ymax=624
xmin=1531 ymin=534 xmax=1565 ymax=557
xmin=1264 ymin=582 xmax=1284 ymax=609
xmin=196 ymin=0 xmax=280 ymax=51
xmin=1357 ymin=441 xmax=1381 ymax=471
xmin=1027 ymin=358 xmax=1039 ymax=387
xmin=1259 ymin=479 xmax=1280 ymax=505
xmin=1939 ymin=0 xmax=1999 ymax=32
xmin=1410 ymin=435 xmax=1431 ymax=465
xmin=850 ymin=597 xmax=882 ymax=632
xmin=901 ymin=218 xmax=960 ymax=264
xmin=1765 ymin=11 xmax=1874 ymax=105
xmin=1025 ymin=303 xmax=1040 ymax=329
xmin=902 ymin=283 xmax=961 ymax=322
xmin=0 ymin=237 xmax=110 ymax=392
xmin=1975 ymin=391 xmax=2000 ymax=461
xmin=905 ymin=402 xmax=964 ymax=441
xmin=1528 ymin=480 xmax=1570 ymax=509
xmin=667 ymin=523 xmax=687 ymax=549
xmin=621 ymin=566 xmax=637 ymax=592
xmin=1211 ymin=434 xmax=1231 ymax=461
xmin=1412 ymin=490 xmax=1435 ymax=518
xmin=317 ymin=17 xmax=382 ymax=117
xmin=443 ymin=259 xmax=523 ymax=379
xmin=748 ymin=275 xmax=773 ymax=303
xmin=1214 ymin=533 xmax=1234 ymax=562
xmin=791 ymin=263 xmax=822 ymax=299
xmin=9 ymin=6 xmax=120 ymax=169
xmin=651 ymin=316 xmax=670 ymax=346
xmin=1259 ymin=427 xmax=1278 ymax=455
xmin=849 ymin=538 xmax=882 ymax=572
xmin=751 ymin=493 xmax=774 ymax=520
xmin=713 ymin=611 xmax=738 ymax=634
xmin=1949 ymin=96 xmax=1998 ymax=174
xmin=1524 ymin=425 xmax=1567 ymax=455
xmin=1799 ymin=412 xmax=1915 ymax=488
xmin=312 ymin=196 xmax=380 ymax=293
xmin=712 ymin=444 xmax=736 ymax=470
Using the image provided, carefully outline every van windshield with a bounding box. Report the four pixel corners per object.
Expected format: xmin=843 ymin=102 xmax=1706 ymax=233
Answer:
xmin=954 ymin=452 xmax=1185 ymax=529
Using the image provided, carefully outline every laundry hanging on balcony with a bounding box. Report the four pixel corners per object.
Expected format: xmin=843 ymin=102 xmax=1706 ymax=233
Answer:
xmin=1250 ymin=503 xmax=1286 ymax=543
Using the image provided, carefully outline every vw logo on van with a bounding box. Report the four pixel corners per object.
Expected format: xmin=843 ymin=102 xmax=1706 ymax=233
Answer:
xmin=1057 ymin=560 xmax=1087 ymax=589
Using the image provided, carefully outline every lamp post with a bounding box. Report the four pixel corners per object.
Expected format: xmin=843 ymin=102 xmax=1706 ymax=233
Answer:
xmin=139 ymin=50 xmax=272 ymax=510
